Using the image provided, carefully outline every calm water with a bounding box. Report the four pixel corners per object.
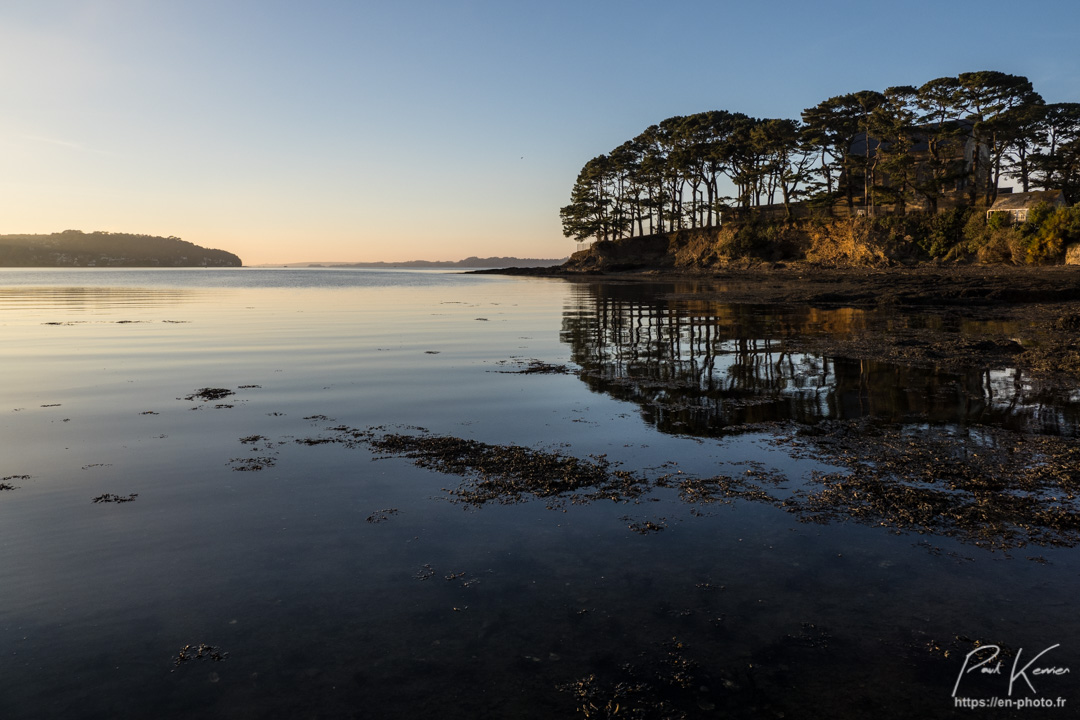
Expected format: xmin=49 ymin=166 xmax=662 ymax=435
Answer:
xmin=1 ymin=268 xmax=1077 ymax=719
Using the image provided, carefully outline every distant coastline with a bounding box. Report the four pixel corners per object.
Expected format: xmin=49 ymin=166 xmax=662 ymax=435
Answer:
xmin=275 ymin=256 xmax=566 ymax=269
xmin=0 ymin=230 xmax=242 ymax=267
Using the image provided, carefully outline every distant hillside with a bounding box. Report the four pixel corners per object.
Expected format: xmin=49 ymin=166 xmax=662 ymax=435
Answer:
xmin=0 ymin=230 xmax=242 ymax=267
xmin=288 ymin=256 xmax=566 ymax=269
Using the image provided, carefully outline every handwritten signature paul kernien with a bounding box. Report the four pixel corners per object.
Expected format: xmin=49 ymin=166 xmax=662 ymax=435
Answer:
xmin=953 ymin=644 xmax=1070 ymax=698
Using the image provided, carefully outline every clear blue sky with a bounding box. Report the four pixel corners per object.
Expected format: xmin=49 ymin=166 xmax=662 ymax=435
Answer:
xmin=2 ymin=0 xmax=1078 ymax=264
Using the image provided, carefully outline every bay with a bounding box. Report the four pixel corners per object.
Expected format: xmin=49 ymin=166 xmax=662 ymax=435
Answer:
xmin=1 ymin=268 xmax=1076 ymax=718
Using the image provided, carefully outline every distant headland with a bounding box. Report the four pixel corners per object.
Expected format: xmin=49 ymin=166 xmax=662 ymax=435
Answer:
xmin=278 ymin=256 xmax=566 ymax=269
xmin=0 ymin=230 xmax=242 ymax=267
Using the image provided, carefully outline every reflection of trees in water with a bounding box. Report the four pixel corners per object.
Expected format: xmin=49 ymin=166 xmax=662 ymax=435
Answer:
xmin=561 ymin=282 xmax=1079 ymax=437
xmin=557 ymin=283 xmax=1080 ymax=547
xmin=980 ymin=368 xmax=1078 ymax=436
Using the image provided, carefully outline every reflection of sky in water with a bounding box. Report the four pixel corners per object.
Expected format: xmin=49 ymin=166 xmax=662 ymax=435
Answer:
xmin=1 ymin=270 xmax=1079 ymax=719
xmin=0 ymin=266 xmax=503 ymax=290
xmin=0 ymin=286 xmax=201 ymax=312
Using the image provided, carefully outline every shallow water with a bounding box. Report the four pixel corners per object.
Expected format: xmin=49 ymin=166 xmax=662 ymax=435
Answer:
xmin=1 ymin=268 xmax=1077 ymax=718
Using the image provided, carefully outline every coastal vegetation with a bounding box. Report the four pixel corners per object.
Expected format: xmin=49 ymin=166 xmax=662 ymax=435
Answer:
xmin=560 ymin=205 xmax=1080 ymax=270
xmin=560 ymin=71 xmax=1080 ymax=265
xmin=0 ymin=230 xmax=242 ymax=267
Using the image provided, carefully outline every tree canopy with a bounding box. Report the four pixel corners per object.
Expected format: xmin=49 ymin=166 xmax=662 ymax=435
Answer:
xmin=562 ymin=71 xmax=1077 ymax=244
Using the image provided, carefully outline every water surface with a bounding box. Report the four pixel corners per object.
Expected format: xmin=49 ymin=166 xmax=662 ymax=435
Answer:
xmin=1 ymin=269 xmax=1076 ymax=718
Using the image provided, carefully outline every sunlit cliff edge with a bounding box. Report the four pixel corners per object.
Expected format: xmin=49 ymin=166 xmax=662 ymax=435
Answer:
xmin=556 ymin=213 xmax=1080 ymax=273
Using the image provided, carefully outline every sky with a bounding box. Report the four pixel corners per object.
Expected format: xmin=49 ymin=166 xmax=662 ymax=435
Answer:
xmin=2 ymin=1 xmax=1079 ymax=265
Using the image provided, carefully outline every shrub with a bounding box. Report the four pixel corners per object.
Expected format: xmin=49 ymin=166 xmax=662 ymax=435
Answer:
xmin=865 ymin=208 xmax=973 ymax=260
xmin=1025 ymin=206 xmax=1080 ymax=264
xmin=1024 ymin=233 xmax=1064 ymax=264
xmin=718 ymin=223 xmax=771 ymax=260
xmin=718 ymin=219 xmax=806 ymax=261
xmin=805 ymin=218 xmax=888 ymax=266
xmin=986 ymin=212 xmax=1011 ymax=231
xmin=958 ymin=211 xmax=1028 ymax=264
xmin=974 ymin=227 xmax=1017 ymax=263
xmin=1024 ymin=201 xmax=1057 ymax=232
xmin=959 ymin=211 xmax=993 ymax=260
xmin=931 ymin=208 xmax=973 ymax=258
xmin=871 ymin=214 xmax=924 ymax=257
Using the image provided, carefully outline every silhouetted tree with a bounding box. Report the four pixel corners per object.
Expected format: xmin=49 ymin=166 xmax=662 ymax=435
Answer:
xmin=561 ymin=71 xmax=1065 ymax=244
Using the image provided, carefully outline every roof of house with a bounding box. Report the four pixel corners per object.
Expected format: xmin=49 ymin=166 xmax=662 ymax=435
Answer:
xmin=988 ymin=189 xmax=1067 ymax=212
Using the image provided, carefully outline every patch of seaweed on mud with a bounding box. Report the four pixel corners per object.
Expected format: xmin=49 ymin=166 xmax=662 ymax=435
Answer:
xmin=557 ymin=638 xmax=717 ymax=719
xmin=285 ymin=423 xmax=648 ymax=505
xmin=386 ymin=419 xmax=1080 ymax=548
xmin=367 ymin=432 xmax=648 ymax=506
xmin=623 ymin=516 xmax=667 ymax=534
xmin=182 ymin=388 xmax=236 ymax=402
xmin=228 ymin=456 xmax=277 ymax=472
xmin=492 ymin=358 xmax=576 ymax=375
xmin=172 ymin=643 xmax=228 ymax=669
xmin=276 ymin=417 xmax=1079 ymax=549
xmin=654 ymin=465 xmax=787 ymax=506
xmin=773 ymin=420 xmax=1080 ymax=549
xmin=365 ymin=508 xmax=400 ymax=523
xmin=92 ymin=493 xmax=138 ymax=503
xmin=2 ymin=474 xmax=31 ymax=491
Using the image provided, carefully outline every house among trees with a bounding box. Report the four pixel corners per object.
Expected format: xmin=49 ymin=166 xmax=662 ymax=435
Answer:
xmin=845 ymin=118 xmax=992 ymax=215
xmin=986 ymin=189 xmax=1069 ymax=223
